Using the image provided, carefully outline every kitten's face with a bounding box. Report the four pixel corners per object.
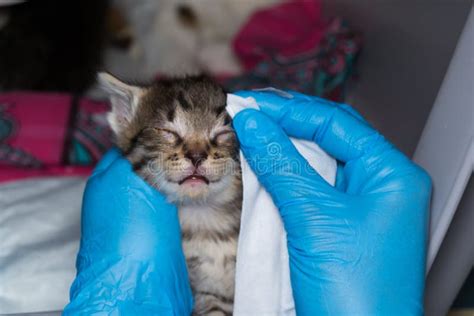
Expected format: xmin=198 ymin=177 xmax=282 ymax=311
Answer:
xmin=138 ymin=93 xmax=240 ymax=204
xmin=100 ymin=73 xmax=240 ymax=205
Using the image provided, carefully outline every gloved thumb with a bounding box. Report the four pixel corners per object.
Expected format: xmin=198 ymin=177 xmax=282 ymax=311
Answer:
xmin=233 ymin=109 xmax=336 ymax=209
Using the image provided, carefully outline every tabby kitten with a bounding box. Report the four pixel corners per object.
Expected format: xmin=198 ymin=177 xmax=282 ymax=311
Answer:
xmin=99 ymin=73 xmax=242 ymax=315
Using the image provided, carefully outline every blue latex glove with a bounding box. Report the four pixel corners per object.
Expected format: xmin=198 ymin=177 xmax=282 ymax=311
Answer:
xmin=233 ymin=90 xmax=432 ymax=315
xmin=63 ymin=149 xmax=193 ymax=315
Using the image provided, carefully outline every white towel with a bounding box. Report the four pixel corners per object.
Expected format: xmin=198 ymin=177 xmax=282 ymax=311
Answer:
xmin=226 ymin=93 xmax=337 ymax=316
xmin=0 ymin=177 xmax=85 ymax=314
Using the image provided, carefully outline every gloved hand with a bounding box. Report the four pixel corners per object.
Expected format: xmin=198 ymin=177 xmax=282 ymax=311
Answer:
xmin=233 ymin=90 xmax=432 ymax=315
xmin=63 ymin=149 xmax=193 ymax=315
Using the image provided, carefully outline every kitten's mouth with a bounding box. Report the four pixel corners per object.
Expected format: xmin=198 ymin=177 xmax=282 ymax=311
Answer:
xmin=178 ymin=174 xmax=210 ymax=185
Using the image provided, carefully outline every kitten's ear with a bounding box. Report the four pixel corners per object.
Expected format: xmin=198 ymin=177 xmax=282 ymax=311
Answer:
xmin=98 ymin=72 xmax=144 ymax=135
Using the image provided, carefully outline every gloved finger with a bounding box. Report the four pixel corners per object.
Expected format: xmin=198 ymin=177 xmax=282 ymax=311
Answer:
xmin=338 ymin=103 xmax=367 ymax=124
xmin=236 ymin=90 xmax=387 ymax=163
xmin=91 ymin=147 xmax=122 ymax=176
xmin=233 ymin=109 xmax=337 ymax=208
xmin=283 ymin=89 xmax=370 ymax=125
xmin=235 ymin=89 xmax=368 ymax=124
xmin=89 ymin=154 xmax=168 ymax=205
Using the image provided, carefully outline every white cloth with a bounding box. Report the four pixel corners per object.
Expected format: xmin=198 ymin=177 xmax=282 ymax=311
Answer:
xmin=227 ymin=93 xmax=337 ymax=316
xmin=0 ymin=177 xmax=85 ymax=314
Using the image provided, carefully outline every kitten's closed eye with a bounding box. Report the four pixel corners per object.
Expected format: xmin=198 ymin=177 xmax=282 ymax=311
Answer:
xmin=154 ymin=128 xmax=181 ymax=144
xmin=213 ymin=130 xmax=235 ymax=146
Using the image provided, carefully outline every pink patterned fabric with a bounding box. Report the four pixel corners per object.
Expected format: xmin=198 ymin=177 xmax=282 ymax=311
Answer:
xmin=0 ymin=92 xmax=113 ymax=183
xmin=0 ymin=92 xmax=71 ymax=166
xmin=233 ymin=0 xmax=327 ymax=70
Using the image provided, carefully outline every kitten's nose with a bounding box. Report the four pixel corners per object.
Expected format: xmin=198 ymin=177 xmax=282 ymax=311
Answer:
xmin=185 ymin=150 xmax=208 ymax=167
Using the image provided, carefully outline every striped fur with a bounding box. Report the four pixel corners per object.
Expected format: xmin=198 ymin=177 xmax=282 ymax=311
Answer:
xmin=100 ymin=73 xmax=242 ymax=315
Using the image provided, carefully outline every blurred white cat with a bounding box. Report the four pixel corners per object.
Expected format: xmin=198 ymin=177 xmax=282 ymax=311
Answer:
xmin=105 ymin=0 xmax=279 ymax=79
